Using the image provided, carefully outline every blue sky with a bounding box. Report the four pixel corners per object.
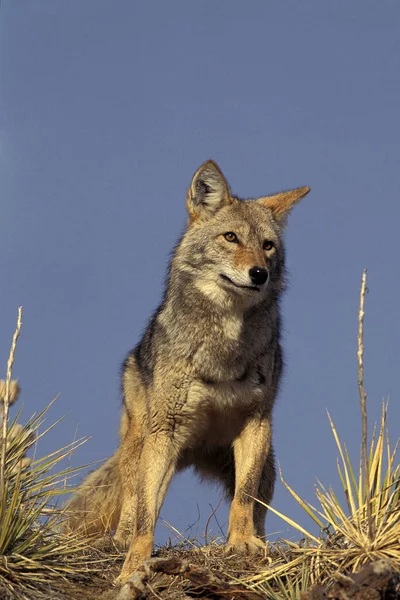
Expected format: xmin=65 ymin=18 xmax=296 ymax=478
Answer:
xmin=1 ymin=1 xmax=399 ymax=545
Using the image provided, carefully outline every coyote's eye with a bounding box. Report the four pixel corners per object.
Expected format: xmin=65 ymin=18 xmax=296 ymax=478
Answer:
xmin=224 ymin=232 xmax=238 ymax=243
xmin=263 ymin=240 xmax=274 ymax=251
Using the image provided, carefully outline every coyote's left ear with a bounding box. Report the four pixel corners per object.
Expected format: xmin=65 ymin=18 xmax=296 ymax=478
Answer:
xmin=258 ymin=186 xmax=310 ymax=224
xmin=186 ymin=160 xmax=232 ymax=220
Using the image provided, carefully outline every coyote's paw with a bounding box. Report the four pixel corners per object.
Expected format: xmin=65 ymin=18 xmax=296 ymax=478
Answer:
xmin=225 ymin=534 xmax=266 ymax=557
xmin=115 ymin=558 xmax=145 ymax=587
xmin=92 ymin=535 xmax=128 ymax=553
xmin=114 ymin=535 xmax=153 ymax=587
xmin=111 ymin=534 xmax=132 ymax=553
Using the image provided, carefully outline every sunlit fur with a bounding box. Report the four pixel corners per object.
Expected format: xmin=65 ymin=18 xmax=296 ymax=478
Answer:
xmin=65 ymin=160 xmax=310 ymax=585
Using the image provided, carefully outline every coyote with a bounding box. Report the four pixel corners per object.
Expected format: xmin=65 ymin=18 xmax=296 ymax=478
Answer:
xmin=67 ymin=160 xmax=310 ymax=584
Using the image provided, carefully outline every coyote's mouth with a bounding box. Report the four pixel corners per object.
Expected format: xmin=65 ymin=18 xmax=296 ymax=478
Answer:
xmin=220 ymin=274 xmax=260 ymax=292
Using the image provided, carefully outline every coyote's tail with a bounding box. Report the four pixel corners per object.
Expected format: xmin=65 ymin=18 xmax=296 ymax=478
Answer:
xmin=65 ymin=453 xmax=122 ymax=537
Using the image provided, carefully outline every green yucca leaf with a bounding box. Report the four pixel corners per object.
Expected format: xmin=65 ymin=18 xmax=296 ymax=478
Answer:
xmin=336 ymin=457 xmax=349 ymax=506
xmin=344 ymin=444 xmax=359 ymax=502
xmin=327 ymin=411 xmax=357 ymax=515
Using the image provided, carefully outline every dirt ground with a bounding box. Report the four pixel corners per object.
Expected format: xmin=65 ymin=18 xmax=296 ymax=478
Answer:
xmin=64 ymin=544 xmax=400 ymax=600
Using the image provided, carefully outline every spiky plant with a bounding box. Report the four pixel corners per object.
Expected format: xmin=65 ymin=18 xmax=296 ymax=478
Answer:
xmin=244 ymin=403 xmax=400 ymax=597
xmin=258 ymin=559 xmax=312 ymax=600
xmin=0 ymin=309 xmax=115 ymax=600
xmin=0 ymin=406 xmax=94 ymax=599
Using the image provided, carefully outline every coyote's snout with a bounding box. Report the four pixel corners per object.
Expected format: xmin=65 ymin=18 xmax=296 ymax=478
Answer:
xmin=66 ymin=160 xmax=310 ymax=585
xmin=220 ymin=264 xmax=269 ymax=293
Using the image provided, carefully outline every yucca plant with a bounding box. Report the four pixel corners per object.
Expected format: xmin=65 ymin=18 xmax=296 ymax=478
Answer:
xmin=0 ymin=308 xmax=114 ymax=600
xmin=259 ymin=558 xmax=312 ymax=600
xmin=244 ymin=271 xmax=400 ymax=595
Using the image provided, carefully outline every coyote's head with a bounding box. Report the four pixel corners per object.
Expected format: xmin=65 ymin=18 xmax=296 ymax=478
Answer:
xmin=174 ymin=160 xmax=310 ymax=308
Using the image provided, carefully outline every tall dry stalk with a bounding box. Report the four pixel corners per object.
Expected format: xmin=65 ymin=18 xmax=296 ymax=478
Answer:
xmin=0 ymin=306 xmax=23 ymax=492
xmin=357 ymin=270 xmax=372 ymax=539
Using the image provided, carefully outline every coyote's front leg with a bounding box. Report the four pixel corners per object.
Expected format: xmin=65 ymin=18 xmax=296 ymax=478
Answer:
xmin=116 ymin=431 xmax=179 ymax=585
xmin=113 ymin=427 xmax=143 ymax=551
xmin=226 ymin=415 xmax=273 ymax=555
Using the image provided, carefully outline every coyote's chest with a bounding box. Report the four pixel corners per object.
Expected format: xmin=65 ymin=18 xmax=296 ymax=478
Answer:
xmin=190 ymin=313 xmax=263 ymax=382
xmin=182 ymin=377 xmax=264 ymax=447
xmin=187 ymin=375 xmax=264 ymax=414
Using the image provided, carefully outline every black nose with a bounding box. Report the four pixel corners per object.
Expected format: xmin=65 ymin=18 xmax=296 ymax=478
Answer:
xmin=249 ymin=266 xmax=269 ymax=286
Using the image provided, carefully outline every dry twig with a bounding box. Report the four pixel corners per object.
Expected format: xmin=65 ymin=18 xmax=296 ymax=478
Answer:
xmin=357 ymin=270 xmax=372 ymax=540
xmin=0 ymin=306 xmax=23 ymax=492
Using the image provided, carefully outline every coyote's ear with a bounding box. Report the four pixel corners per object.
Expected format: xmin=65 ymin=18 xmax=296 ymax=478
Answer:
xmin=186 ymin=160 xmax=232 ymax=220
xmin=258 ymin=186 xmax=310 ymax=224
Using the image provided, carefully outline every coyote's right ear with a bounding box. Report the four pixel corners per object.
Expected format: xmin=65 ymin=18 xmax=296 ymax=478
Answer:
xmin=186 ymin=160 xmax=231 ymax=220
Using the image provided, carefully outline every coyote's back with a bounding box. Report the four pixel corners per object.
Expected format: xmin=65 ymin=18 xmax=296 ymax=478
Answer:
xmin=66 ymin=160 xmax=310 ymax=585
